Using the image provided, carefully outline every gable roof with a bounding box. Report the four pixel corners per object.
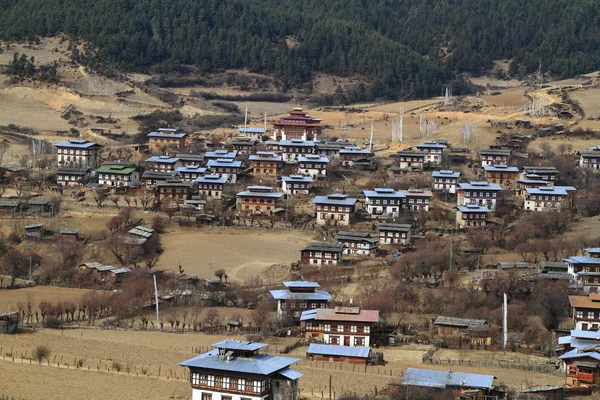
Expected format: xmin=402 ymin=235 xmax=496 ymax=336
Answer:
xmin=433 ymin=316 xmax=488 ymax=329
xmin=180 ymin=350 xmax=300 ymax=376
xmin=402 ymin=368 xmax=495 ymax=390
xmin=307 ymin=344 xmax=370 ymax=359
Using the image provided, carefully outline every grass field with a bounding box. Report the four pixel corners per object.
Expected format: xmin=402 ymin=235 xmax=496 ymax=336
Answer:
xmin=157 ymin=228 xmax=313 ymax=282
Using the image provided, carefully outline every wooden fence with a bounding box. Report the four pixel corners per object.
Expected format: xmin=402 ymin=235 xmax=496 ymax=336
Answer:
xmin=427 ymin=358 xmax=562 ymax=375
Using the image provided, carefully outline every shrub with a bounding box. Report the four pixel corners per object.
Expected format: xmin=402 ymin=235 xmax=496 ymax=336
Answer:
xmin=44 ymin=317 xmax=62 ymax=329
xmin=112 ymin=361 xmax=122 ymax=372
xmin=33 ymin=345 xmax=50 ymax=363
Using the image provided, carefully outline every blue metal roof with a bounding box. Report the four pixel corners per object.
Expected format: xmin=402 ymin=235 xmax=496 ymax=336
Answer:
xmin=526 ymin=187 xmax=570 ymax=196
xmin=249 ymin=154 xmax=282 ymax=162
xmin=402 ymin=368 xmax=494 ymax=390
xmin=195 ymin=174 xmax=228 ymax=184
xmin=277 ymin=367 xmax=304 ymax=380
xmin=432 ymin=170 xmax=461 ymax=178
xmin=283 ymin=281 xmax=320 ymax=288
xmin=459 ymin=182 xmax=502 ymax=191
xmin=270 ymin=290 xmax=332 ymax=301
xmin=176 ymin=166 xmax=206 ymax=173
xmin=180 ymin=352 xmax=301 ymax=375
xmin=313 ymin=194 xmax=357 ymax=206
xmin=300 ymin=309 xmax=318 ymax=321
xmin=307 ymin=344 xmax=370 ymax=358
xmin=483 ymin=164 xmax=519 ymax=172
xmin=558 ymin=349 xmax=600 ymax=361
xmin=237 ymin=191 xmax=282 ymax=198
xmin=564 ymin=256 xmax=600 ymax=265
xmin=278 ymin=140 xmax=316 ymax=147
xmin=586 ymin=248 xmax=600 ymax=254
xmin=205 ymin=150 xmax=237 ymax=158
xmin=339 ymin=148 xmax=371 ymax=154
xmin=147 ymin=132 xmax=187 ymax=138
xmin=456 ymin=205 xmax=489 ymax=213
xmin=211 ymin=340 xmax=267 ymax=352
xmin=53 ymin=140 xmax=99 ymax=149
xmin=239 ymin=127 xmax=266 ymax=134
xmin=145 ymin=156 xmax=180 ymax=163
xmin=363 ymin=188 xmax=405 ymax=199
xmin=416 ymin=141 xmax=447 ymax=149
xmin=208 ymin=159 xmax=242 ymax=168
xmin=298 ymin=155 xmax=329 ymax=163
xmin=281 ymin=175 xmax=313 ymax=183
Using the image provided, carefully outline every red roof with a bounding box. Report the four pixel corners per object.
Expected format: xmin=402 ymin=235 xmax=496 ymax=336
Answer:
xmin=314 ymin=308 xmax=380 ymax=323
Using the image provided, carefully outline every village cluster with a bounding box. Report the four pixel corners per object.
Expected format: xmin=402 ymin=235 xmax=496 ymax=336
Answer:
xmin=2 ymin=105 xmax=600 ymax=400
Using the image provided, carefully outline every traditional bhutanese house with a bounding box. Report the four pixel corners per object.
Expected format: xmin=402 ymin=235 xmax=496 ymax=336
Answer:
xmin=0 ymin=311 xmax=20 ymax=334
xmin=175 ymin=153 xmax=205 ymax=167
xmin=270 ymin=281 xmax=332 ymax=321
xmin=195 ymin=174 xmax=227 ymax=200
xmin=109 ymin=267 xmax=131 ymax=285
xmin=558 ymin=346 xmax=600 ymax=387
xmin=281 ymin=175 xmax=313 ymax=195
xmin=207 ymin=159 xmax=242 ymax=183
xmin=479 ymin=149 xmax=510 ymax=167
xmin=401 ymin=368 xmax=497 ymax=398
xmin=297 ymin=155 xmax=329 ymax=178
xmin=538 ymin=261 xmax=569 ymax=275
xmin=378 ymin=223 xmax=411 ymax=246
xmin=145 ymin=155 xmax=180 ymax=172
xmin=56 ymin=167 xmax=90 ymax=187
xmin=335 ymin=231 xmax=379 ymax=255
xmin=400 ymin=189 xmax=432 ymax=212
xmin=272 ymin=107 xmax=324 ymax=141
xmin=415 ymin=141 xmax=447 ymax=165
xmin=180 ymin=340 xmax=303 ymax=400
xmin=432 ymin=170 xmax=461 ymax=194
xmin=483 ymin=164 xmax=519 ymax=190
xmin=141 ymin=170 xmax=175 ymax=188
xmin=249 ymin=152 xmax=282 ymax=177
xmin=578 ymin=149 xmax=600 ymax=171
xmin=558 ymin=330 xmax=600 ymax=354
xmin=155 ymin=180 xmax=196 ymax=202
xmin=299 ymin=242 xmax=345 ymax=265
xmin=24 ymin=224 xmax=45 ymax=239
xmin=306 ymin=343 xmax=371 ymax=364
xmin=449 ymin=147 xmax=470 ymax=164
xmin=175 ymin=165 xmax=206 ymax=182
xmin=431 ymin=316 xmax=491 ymax=345
xmin=457 ymin=181 xmax=502 ymax=211
xmin=238 ymin=127 xmax=266 ymax=139
xmin=301 ymin=307 xmax=380 ymax=347
xmin=393 ymin=151 xmax=426 ymax=171
xmin=315 ymin=142 xmax=353 ymax=159
xmin=236 ymin=186 xmax=282 ymax=215
xmin=231 ymin=137 xmax=259 ymax=153
xmin=27 ymin=198 xmax=50 ymax=214
xmin=566 ymin=248 xmax=600 ymax=289
xmin=521 ymin=166 xmax=560 ymax=185
xmin=568 ymin=293 xmax=600 ymax=331
xmin=204 ymin=149 xmax=237 ymax=162
xmin=456 ymin=205 xmax=489 ymax=228
xmin=96 ymin=164 xmax=140 ymax=188
xmin=267 ymin=139 xmax=316 ymax=163
xmin=53 ymin=139 xmax=102 ymax=168
xmin=147 ymin=127 xmax=188 ymax=152
xmin=313 ymin=194 xmax=358 ymax=226
xmin=524 ymin=186 xmax=576 ymax=212
xmin=0 ymin=199 xmax=19 ymax=215
xmin=516 ymin=175 xmax=549 ymax=198
xmin=59 ymin=228 xmax=80 ymax=241
xmin=362 ymin=188 xmax=405 ymax=219
xmin=339 ymin=148 xmax=373 ymax=167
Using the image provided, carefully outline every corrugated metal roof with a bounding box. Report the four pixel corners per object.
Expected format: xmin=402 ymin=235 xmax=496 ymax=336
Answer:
xmin=270 ymin=290 xmax=332 ymax=301
xmin=378 ymin=223 xmax=411 ymax=232
xmin=300 ymin=309 xmax=318 ymax=321
xmin=195 ymin=174 xmax=228 ymax=184
xmin=283 ymin=281 xmax=320 ymax=288
xmin=145 ymin=156 xmax=180 ymax=163
xmin=314 ymin=308 xmax=380 ymax=323
xmin=432 ymin=170 xmax=461 ymax=178
xmin=211 ymin=340 xmax=267 ymax=352
xmin=277 ymin=367 xmax=304 ymax=380
xmin=208 ymin=159 xmax=242 ymax=168
xmin=459 ymin=182 xmax=502 ymax=191
xmin=483 ymin=164 xmax=519 ymax=172
xmin=54 ymin=140 xmax=99 ymax=149
xmin=433 ymin=316 xmax=488 ymax=329
xmin=312 ymin=195 xmax=357 ymax=206
xmin=282 ymin=175 xmax=313 ymax=183
xmin=301 ymin=242 xmax=345 ymax=252
xmin=307 ymin=344 xmax=370 ymax=358
xmin=180 ymin=352 xmax=300 ymax=375
xmin=363 ymin=189 xmax=405 ymax=199
xmin=402 ymin=368 xmax=494 ymax=390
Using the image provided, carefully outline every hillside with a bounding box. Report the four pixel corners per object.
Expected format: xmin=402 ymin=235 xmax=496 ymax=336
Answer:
xmin=1 ymin=0 xmax=599 ymax=101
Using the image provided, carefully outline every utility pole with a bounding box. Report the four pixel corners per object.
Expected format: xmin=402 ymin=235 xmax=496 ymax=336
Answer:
xmin=243 ymin=106 xmax=248 ymax=136
xmin=503 ymin=293 xmax=508 ymax=349
xmin=263 ymin=112 xmax=267 ymax=138
xmin=369 ymin=121 xmax=374 ymax=152
xmin=153 ymin=273 xmax=160 ymax=329
xmin=329 ymin=374 xmax=332 ymax=400
xmin=29 ymin=256 xmax=32 ymax=281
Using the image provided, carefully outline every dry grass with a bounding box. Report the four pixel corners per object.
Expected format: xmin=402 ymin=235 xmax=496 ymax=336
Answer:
xmin=570 ymin=88 xmax=600 ymax=119
xmin=0 ymin=286 xmax=91 ymax=311
xmin=157 ymin=228 xmax=313 ymax=282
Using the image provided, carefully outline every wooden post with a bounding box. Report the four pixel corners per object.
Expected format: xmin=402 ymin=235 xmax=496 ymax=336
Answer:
xmin=329 ymin=374 xmax=332 ymax=400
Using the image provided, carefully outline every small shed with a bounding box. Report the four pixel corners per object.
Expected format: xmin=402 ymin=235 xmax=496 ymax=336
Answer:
xmin=60 ymin=228 xmax=80 ymax=241
xmin=307 ymin=343 xmax=371 ymax=364
xmin=109 ymin=267 xmax=131 ymax=285
xmin=0 ymin=199 xmax=19 ymax=214
xmin=28 ymin=198 xmax=50 ymax=214
xmin=79 ymin=261 xmax=103 ymax=272
xmin=0 ymin=311 xmax=20 ymax=334
xmin=24 ymin=224 xmax=45 ymax=239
